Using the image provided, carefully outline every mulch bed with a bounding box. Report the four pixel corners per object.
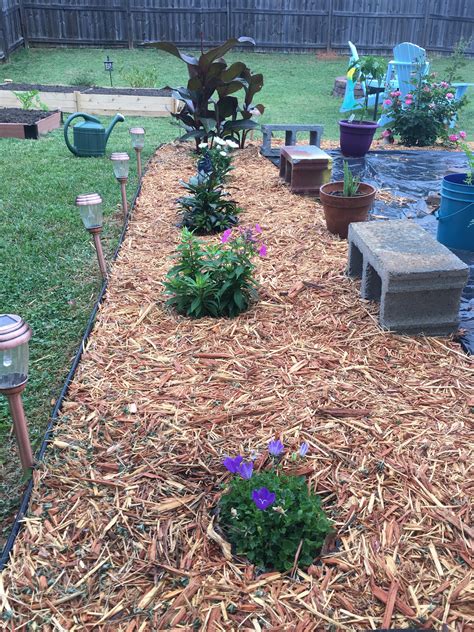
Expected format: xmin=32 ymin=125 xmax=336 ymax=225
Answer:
xmin=0 ymin=143 xmax=472 ymax=630
xmin=0 ymin=108 xmax=57 ymax=124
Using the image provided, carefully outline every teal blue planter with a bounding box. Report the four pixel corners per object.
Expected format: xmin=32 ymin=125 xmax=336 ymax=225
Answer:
xmin=437 ymin=173 xmax=474 ymax=252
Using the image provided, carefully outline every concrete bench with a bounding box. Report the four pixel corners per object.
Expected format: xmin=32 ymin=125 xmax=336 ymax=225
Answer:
xmin=261 ymin=124 xmax=323 ymax=158
xmin=347 ymin=220 xmax=469 ymax=335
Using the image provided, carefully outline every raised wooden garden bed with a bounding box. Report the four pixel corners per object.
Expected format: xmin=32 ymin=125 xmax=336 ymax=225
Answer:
xmin=0 ymin=83 xmax=179 ymax=117
xmin=0 ymin=108 xmax=61 ymax=139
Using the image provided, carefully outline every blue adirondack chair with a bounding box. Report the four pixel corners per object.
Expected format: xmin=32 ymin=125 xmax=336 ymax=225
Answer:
xmin=388 ymin=42 xmax=430 ymax=99
xmin=340 ymin=42 xmax=395 ymax=114
xmin=378 ymin=42 xmax=430 ymax=126
xmin=340 ymin=41 xmax=361 ymax=112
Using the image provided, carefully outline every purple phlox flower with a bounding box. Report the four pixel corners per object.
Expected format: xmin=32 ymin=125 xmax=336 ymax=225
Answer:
xmin=254 ymin=223 xmax=262 ymax=234
xmin=299 ymin=442 xmax=309 ymax=457
xmin=236 ymin=460 xmax=253 ymax=480
xmin=258 ymin=243 xmax=267 ymax=257
xmin=221 ymin=228 xmax=233 ymax=243
xmin=223 ymin=454 xmax=243 ymax=473
xmin=252 ymin=487 xmax=276 ymax=511
xmin=268 ymin=438 xmax=284 ymax=456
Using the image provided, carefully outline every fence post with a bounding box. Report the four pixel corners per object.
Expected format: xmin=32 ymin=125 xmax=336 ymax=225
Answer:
xmin=421 ymin=0 xmax=430 ymax=50
xmin=226 ymin=0 xmax=231 ymax=40
xmin=124 ymin=0 xmax=132 ymax=48
xmin=326 ymin=0 xmax=333 ymax=53
xmin=0 ymin=5 xmax=9 ymax=62
xmin=18 ymin=0 xmax=29 ymax=48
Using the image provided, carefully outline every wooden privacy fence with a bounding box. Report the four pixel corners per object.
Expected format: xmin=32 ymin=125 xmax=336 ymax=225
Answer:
xmin=1 ymin=0 xmax=474 ymax=61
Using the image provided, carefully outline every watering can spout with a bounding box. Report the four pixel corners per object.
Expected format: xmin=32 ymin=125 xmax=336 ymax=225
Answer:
xmin=105 ymin=113 xmax=125 ymax=144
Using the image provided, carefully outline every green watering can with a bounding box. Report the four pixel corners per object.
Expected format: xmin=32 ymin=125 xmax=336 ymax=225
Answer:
xmin=64 ymin=112 xmax=125 ymax=157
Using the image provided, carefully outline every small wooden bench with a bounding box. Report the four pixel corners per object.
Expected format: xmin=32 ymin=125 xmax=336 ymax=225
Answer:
xmin=347 ymin=220 xmax=469 ymax=335
xmin=279 ymin=145 xmax=332 ymax=195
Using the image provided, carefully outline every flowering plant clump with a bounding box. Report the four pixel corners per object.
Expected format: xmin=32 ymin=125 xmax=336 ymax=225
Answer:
xmin=197 ymin=137 xmax=239 ymax=184
xmin=381 ymin=70 xmax=467 ymax=146
xmin=164 ymin=225 xmax=267 ymax=318
xmin=448 ymin=131 xmax=474 ymax=185
xmin=218 ymin=439 xmax=332 ymax=571
xmin=177 ymin=169 xmax=241 ymax=234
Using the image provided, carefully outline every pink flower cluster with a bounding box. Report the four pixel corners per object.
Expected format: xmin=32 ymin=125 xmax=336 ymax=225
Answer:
xmin=449 ymin=131 xmax=467 ymax=143
xmin=221 ymin=225 xmax=267 ymax=257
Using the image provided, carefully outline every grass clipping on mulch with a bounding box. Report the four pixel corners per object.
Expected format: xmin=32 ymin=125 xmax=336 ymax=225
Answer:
xmin=1 ymin=143 xmax=473 ymax=631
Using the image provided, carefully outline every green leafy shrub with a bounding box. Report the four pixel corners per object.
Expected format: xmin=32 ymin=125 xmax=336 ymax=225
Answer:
xmin=164 ymin=226 xmax=266 ymax=318
xmin=218 ymin=441 xmax=332 ymax=571
xmin=147 ymin=37 xmax=264 ymax=149
xmin=348 ymin=55 xmax=387 ymax=120
xmin=120 ymin=66 xmax=157 ymax=88
xmin=382 ymin=72 xmax=467 ymax=146
xmin=178 ymin=171 xmax=240 ymax=234
xmin=445 ymin=38 xmax=472 ymax=84
xmin=14 ymin=90 xmax=48 ymax=111
xmin=197 ymin=136 xmax=239 ymax=184
xmin=69 ymin=72 xmax=96 ymax=87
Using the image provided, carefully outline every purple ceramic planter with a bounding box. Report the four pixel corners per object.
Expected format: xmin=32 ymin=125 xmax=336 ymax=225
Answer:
xmin=339 ymin=119 xmax=378 ymax=158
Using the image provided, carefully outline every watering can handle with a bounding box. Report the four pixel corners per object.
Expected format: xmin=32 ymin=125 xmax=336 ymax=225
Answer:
xmin=64 ymin=112 xmax=101 ymax=156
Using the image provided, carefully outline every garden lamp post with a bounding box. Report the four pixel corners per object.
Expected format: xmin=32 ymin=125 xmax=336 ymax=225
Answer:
xmin=0 ymin=314 xmax=34 ymax=472
xmin=129 ymin=127 xmax=145 ymax=180
xmin=76 ymin=193 xmax=108 ymax=279
xmin=110 ymin=152 xmax=130 ymax=220
xmin=104 ymin=55 xmax=114 ymax=87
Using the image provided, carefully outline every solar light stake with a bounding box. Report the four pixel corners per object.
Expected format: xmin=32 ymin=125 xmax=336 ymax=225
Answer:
xmin=0 ymin=315 xmax=34 ymax=472
xmin=110 ymin=152 xmax=130 ymax=220
xmin=104 ymin=55 xmax=114 ymax=87
xmin=76 ymin=193 xmax=108 ymax=280
xmin=90 ymin=228 xmax=108 ymax=280
xmin=130 ymin=127 xmax=145 ymax=180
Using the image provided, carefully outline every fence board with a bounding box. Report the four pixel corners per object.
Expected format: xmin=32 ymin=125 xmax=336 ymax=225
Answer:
xmin=1 ymin=0 xmax=473 ymax=61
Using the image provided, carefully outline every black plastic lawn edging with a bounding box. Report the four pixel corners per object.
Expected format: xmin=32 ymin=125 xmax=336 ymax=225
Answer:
xmin=0 ymin=148 xmax=161 ymax=571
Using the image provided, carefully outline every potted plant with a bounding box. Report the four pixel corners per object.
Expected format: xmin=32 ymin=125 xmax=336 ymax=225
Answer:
xmin=319 ymin=161 xmax=376 ymax=239
xmin=437 ymin=132 xmax=474 ymax=251
xmin=339 ymin=56 xmax=387 ymax=158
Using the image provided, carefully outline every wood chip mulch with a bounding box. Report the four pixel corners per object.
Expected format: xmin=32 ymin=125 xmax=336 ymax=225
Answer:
xmin=0 ymin=143 xmax=472 ymax=631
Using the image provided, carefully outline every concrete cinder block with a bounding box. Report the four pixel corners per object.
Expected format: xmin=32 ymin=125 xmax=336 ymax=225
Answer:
xmin=261 ymin=124 xmax=324 ymax=158
xmin=347 ymin=220 xmax=469 ymax=336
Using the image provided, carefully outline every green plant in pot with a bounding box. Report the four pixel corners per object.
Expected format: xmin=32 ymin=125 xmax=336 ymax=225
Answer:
xmin=319 ymin=161 xmax=376 ymax=239
xmin=437 ymin=132 xmax=474 ymax=252
xmin=339 ymin=56 xmax=387 ymax=158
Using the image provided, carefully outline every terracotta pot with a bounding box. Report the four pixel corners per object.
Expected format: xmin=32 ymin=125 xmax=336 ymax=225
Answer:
xmin=319 ymin=181 xmax=376 ymax=239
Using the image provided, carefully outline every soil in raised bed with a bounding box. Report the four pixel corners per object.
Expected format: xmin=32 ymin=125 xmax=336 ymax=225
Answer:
xmin=0 ymin=82 xmax=173 ymax=97
xmin=0 ymin=108 xmax=58 ymax=124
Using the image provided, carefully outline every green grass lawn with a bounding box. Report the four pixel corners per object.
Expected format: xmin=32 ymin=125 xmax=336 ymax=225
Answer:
xmin=0 ymin=46 xmax=473 ymax=539
xmin=2 ymin=47 xmax=474 ymax=138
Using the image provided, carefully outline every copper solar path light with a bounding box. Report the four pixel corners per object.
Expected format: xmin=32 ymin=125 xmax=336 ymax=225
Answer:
xmin=0 ymin=314 xmax=34 ymax=472
xmin=110 ymin=152 xmax=130 ymax=220
xmin=130 ymin=127 xmax=145 ymax=180
xmin=76 ymin=193 xmax=108 ymax=280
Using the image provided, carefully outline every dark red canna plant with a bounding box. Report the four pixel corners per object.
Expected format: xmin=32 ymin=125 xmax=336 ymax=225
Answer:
xmin=145 ymin=37 xmax=264 ymax=148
